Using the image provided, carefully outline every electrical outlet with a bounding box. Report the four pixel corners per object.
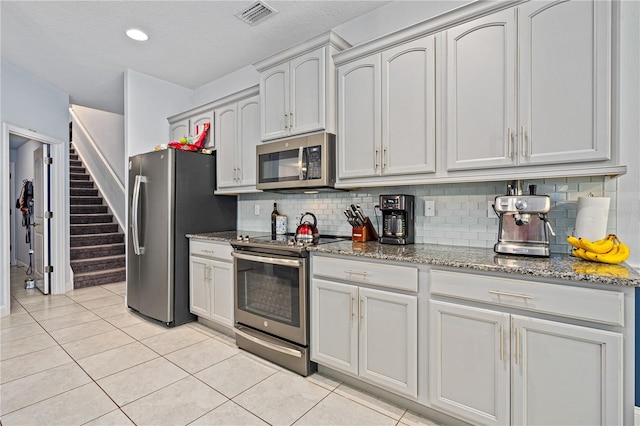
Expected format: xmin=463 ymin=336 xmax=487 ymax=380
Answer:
xmin=424 ymin=200 xmax=435 ymax=217
xmin=487 ymin=201 xmax=495 ymax=218
xmin=254 ymin=205 xmax=260 ymax=215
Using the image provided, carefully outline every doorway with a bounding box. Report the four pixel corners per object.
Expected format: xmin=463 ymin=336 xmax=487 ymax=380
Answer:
xmin=1 ymin=123 xmax=68 ymax=317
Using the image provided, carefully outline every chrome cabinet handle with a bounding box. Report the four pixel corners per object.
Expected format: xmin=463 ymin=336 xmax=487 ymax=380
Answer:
xmin=284 ymin=113 xmax=289 ymax=129
xmin=489 ymin=290 xmax=533 ymax=300
xmin=237 ymin=166 xmax=242 ymax=183
xmin=521 ymin=126 xmax=529 ymax=158
xmin=289 ymin=111 xmax=293 ymax=129
xmin=374 ymin=149 xmax=379 ymax=170
xmin=499 ymin=325 xmax=504 ymax=361
xmin=359 ymin=297 xmax=363 ymax=326
xmin=345 ymin=270 xmax=368 ymax=279
xmin=350 ymin=295 xmax=355 ymax=320
xmin=508 ymin=128 xmax=514 ymax=159
xmin=383 ymin=147 xmax=388 ymax=170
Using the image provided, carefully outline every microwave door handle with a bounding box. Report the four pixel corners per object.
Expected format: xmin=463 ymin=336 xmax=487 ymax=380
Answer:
xmin=298 ymin=147 xmax=305 ymax=180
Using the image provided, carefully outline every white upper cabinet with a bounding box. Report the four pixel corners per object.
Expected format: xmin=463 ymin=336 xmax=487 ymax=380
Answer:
xmin=255 ymin=31 xmax=350 ymax=141
xmin=382 ymin=37 xmax=436 ymax=176
xmin=445 ymin=0 xmax=611 ymax=171
xmin=170 ymin=120 xmax=189 ymax=142
xmin=215 ymin=94 xmax=261 ymax=194
xmin=518 ymin=0 xmax=611 ymax=165
xmin=445 ymin=9 xmax=517 ymax=171
xmin=260 ymin=63 xmax=290 ymax=141
xmin=338 ymin=54 xmax=381 ymax=180
xmin=338 ymin=35 xmax=436 ymax=183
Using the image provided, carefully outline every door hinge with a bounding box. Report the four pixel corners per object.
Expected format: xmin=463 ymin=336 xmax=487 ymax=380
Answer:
xmin=45 ymin=265 xmax=53 ymax=273
xmin=45 ymin=157 xmax=53 ymax=165
xmin=45 ymin=211 xmax=53 ymax=219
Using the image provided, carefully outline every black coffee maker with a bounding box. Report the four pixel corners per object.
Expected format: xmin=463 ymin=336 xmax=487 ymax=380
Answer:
xmin=379 ymin=195 xmax=414 ymax=245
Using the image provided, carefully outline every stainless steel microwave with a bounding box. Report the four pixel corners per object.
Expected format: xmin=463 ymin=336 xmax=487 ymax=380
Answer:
xmin=256 ymin=133 xmax=336 ymax=193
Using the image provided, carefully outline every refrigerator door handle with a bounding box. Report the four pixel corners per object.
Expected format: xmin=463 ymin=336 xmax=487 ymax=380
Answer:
xmin=131 ymin=175 xmax=147 ymax=255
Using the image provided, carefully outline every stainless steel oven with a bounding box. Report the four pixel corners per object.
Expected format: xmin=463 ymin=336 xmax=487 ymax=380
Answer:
xmin=231 ymin=235 xmax=346 ymax=376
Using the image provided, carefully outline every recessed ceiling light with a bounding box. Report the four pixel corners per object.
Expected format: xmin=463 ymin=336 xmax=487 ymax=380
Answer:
xmin=126 ymin=28 xmax=149 ymax=41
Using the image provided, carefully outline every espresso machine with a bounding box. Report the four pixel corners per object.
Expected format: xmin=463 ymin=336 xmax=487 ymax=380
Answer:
xmin=379 ymin=195 xmax=414 ymax=245
xmin=493 ymin=181 xmax=555 ymax=257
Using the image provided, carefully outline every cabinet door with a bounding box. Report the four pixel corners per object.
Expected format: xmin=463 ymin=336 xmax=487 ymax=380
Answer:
xmin=237 ymin=96 xmax=260 ymax=189
xmin=445 ymin=9 xmax=517 ymax=171
xmin=170 ymin=120 xmax=189 ymax=142
xmin=260 ymin=63 xmax=290 ymax=141
xmin=215 ymin=103 xmax=238 ymax=189
xmin=189 ymin=256 xmax=210 ymax=317
xmin=359 ymin=288 xmax=418 ymax=398
xmin=337 ymin=54 xmax=381 ymax=180
xmin=290 ymin=47 xmax=325 ymax=136
xmin=518 ymin=0 xmax=611 ymax=165
xmin=210 ymin=260 xmax=233 ymax=327
xmin=429 ymin=300 xmax=510 ymax=426
xmin=382 ymin=36 xmax=436 ymax=176
xmin=310 ymin=278 xmax=358 ymax=375
xmin=511 ymin=315 xmax=622 ymax=426
xmin=190 ymin=110 xmax=214 ymax=148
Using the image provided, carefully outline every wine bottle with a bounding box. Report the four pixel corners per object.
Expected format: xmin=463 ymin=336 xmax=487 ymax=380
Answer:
xmin=271 ymin=200 xmax=279 ymax=239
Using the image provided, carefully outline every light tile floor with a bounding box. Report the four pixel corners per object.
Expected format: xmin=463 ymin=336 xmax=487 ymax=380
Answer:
xmin=1 ymin=266 xmax=440 ymax=425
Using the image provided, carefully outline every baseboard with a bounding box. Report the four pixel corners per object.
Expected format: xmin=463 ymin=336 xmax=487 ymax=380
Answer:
xmin=635 ymin=406 xmax=640 ymax=425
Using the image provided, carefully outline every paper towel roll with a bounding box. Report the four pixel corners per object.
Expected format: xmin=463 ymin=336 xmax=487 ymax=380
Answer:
xmin=574 ymin=197 xmax=610 ymax=241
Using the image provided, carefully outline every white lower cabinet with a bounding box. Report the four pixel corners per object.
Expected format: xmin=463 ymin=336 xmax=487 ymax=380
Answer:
xmin=429 ymin=300 xmax=622 ymax=425
xmin=189 ymin=240 xmax=234 ymax=327
xmin=311 ymin=278 xmax=418 ymax=398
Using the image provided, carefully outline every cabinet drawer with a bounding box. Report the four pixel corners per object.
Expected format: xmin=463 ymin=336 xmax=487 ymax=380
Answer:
xmin=189 ymin=240 xmax=233 ymax=262
xmin=430 ymin=270 xmax=624 ymax=326
xmin=312 ymin=255 xmax=418 ymax=292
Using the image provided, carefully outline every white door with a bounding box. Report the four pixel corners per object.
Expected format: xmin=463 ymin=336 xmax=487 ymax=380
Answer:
xmin=511 ymin=315 xmax=622 ymax=426
xmin=445 ymin=9 xmax=517 ymax=171
xmin=518 ymin=0 xmax=611 ymax=165
xmin=429 ymin=300 xmax=510 ymax=425
xmin=310 ymin=278 xmax=358 ymax=375
xmin=237 ymin=95 xmax=260 ymax=189
xmin=337 ymin=54 xmax=382 ymax=180
xmin=359 ymin=287 xmax=418 ymax=398
xmin=290 ymin=47 xmax=325 ymax=136
xmin=33 ymin=145 xmax=50 ymax=294
xmin=381 ymin=35 xmax=436 ymax=176
xmin=260 ymin=63 xmax=290 ymax=141
xmin=189 ymin=256 xmax=210 ymax=317
xmin=215 ymin=104 xmax=238 ymax=189
xmin=210 ymin=260 xmax=233 ymax=326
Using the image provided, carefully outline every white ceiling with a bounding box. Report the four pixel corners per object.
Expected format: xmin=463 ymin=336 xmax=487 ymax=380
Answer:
xmin=1 ymin=1 xmax=389 ymax=115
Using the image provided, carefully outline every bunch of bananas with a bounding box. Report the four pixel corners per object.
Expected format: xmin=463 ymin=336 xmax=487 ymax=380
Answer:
xmin=567 ymin=234 xmax=630 ymax=264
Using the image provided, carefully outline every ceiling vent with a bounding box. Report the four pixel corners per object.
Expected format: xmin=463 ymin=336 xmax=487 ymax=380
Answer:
xmin=236 ymin=1 xmax=278 ymax=26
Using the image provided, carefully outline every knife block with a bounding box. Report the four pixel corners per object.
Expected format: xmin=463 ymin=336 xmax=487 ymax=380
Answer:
xmin=352 ymin=218 xmax=378 ymax=242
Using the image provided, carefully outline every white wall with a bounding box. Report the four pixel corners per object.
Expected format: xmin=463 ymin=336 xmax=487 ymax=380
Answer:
xmin=14 ymin=140 xmax=42 ymax=266
xmin=124 ymin=69 xmax=193 ymax=157
xmin=333 ymin=0 xmax=472 ymax=46
xmin=71 ymin=104 xmax=125 ymax=183
xmin=1 ymin=60 xmax=69 ymax=142
xmin=192 ymin=65 xmax=259 ymax=107
xmin=1 ymin=60 xmax=70 ymax=314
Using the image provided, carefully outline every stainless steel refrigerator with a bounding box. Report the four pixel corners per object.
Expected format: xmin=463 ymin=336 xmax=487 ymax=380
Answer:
xmin=127 ymin=149 xmax=236 ymax=326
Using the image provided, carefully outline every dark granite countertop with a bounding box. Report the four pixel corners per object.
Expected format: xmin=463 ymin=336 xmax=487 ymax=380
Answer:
xmin=185 ymin=231 xmax=640 ymax=287
xmin=186 ymin=230 xmax=269 ymax=242
xmin=307 ymin=240 xmax=640 ymax=288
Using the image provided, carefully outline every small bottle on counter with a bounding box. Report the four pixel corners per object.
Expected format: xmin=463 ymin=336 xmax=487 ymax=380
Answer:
xmin=271 ymin=200 xmax=279 ymax=239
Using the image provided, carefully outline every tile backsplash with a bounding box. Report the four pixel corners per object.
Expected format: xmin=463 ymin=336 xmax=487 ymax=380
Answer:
xmin=238 ymin=176 xmax=617 ymax=254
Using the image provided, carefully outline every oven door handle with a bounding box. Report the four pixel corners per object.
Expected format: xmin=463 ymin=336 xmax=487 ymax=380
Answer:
xmin=232 ymin=252 xmax=302 ymax=267
xmin=234 ymin=328 xmax=302 ymax=358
